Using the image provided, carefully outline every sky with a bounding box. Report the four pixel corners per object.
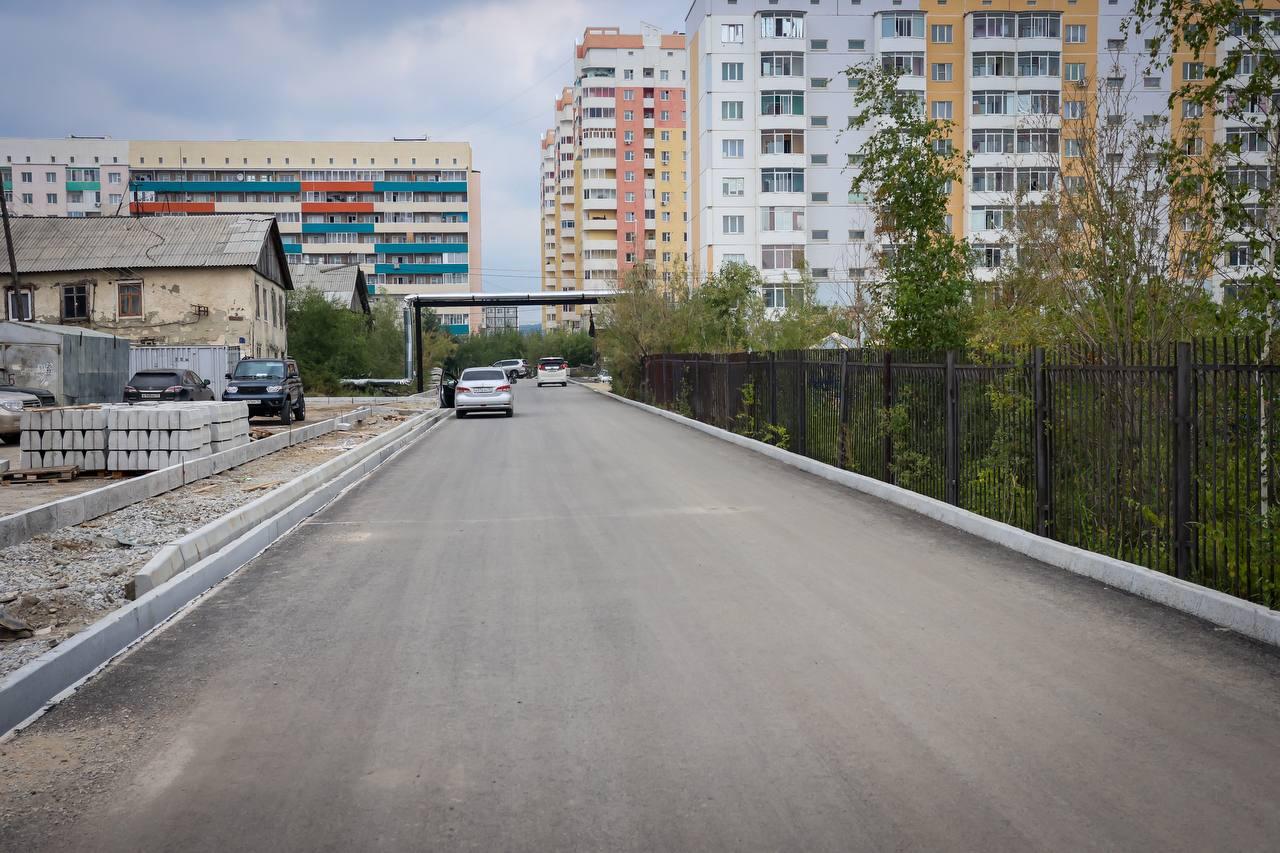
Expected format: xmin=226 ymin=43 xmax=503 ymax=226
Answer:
xmin=0 ymin=0 xmax=691 ymax=309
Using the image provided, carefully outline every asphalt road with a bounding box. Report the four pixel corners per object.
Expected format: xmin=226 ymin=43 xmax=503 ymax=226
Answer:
xmin=4 ymin=383 xmax=1280 ymax=851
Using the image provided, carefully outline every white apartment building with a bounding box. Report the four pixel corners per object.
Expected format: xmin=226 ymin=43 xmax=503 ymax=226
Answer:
xmin=1 ymin=137 xmax=130 ymax=218
xmin=685 ymin=0 xmax=1194 ymax=302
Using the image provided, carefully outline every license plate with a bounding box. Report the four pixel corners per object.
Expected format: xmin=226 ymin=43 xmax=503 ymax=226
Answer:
xmin=141 ymin=392 xmax=160 ymax=398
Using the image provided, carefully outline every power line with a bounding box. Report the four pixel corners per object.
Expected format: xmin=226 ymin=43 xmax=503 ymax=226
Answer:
xmin=441 ymin=57 xmax=573 ymax=138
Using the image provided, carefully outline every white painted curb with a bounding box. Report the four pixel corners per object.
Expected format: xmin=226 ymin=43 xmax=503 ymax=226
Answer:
xmin=0 ymin=408 xmax=449 ymax=737
xmin=587 ymin=385 xmax=1280 ymax=648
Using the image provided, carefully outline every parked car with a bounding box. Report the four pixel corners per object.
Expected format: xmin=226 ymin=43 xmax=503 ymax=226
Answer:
xmin=0 ymin=384 xmax=55 ymax=407
xmin=536 ymin=356 xmax=569 ymax=387
xmin=454 ymin=367 xmax=514 ymax=418
xmin=222 ymin=358 xmax=306 ymax=425
xmin=493 ymin=358 xmax=529 ymax=379
xmin=124 ymin=369 xmax=216 ymax=403
xmin=0 ymin=390 xmax=40 ymax=443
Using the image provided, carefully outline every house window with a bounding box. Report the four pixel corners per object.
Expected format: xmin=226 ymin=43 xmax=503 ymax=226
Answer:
xmin=723 ymin=138 xmax=745 ymax=158
xmin=117 ymin=281 xmax=142 ymax=318
xmin=882 ymin=12 xmax=925 ymax=38
xmin=45 ymin=171 xmax=56 ymax=182
xmin=849 ymin=39 xmax=865 ymax=50
xmin=1228 ymin=244 xmax=1254 ymax=267
xmin=1183 ymin=62 xmax=1205 ymax=80
xmin=761 ymin=90 xmax=805 ymax=115
xmin=760 ymin=14 xmax=805 ymax=39
xmin=721 ymin=23 xmax=744 ymax=43
xmin=722 ymin=177 xmax=745 ymax=197
xmin=1065 ymin=24 xmax=1087 ymax=43
xmin=932 ymin=101 xmax=953 ymax=120
xmin=1064 ymin=63 xmax=1086 ymax=82
xmin=61 ymin=284 xmax=89 ymax=321
xmin=4 ymin=286 xmax=34 ymax=321
xmin=722 ymin=100 xmax=744 ymax=120
xmin=761 ymin=52 xmax=805 ymax=77
xmin=932 ymin=63 xmax=953 ymax=82
xmin=931 ymin=24 xmax=953 ymax=43
xmin=723 ymin=215 xmax=745 ymax=234
xmin=761 ymin=168 xmax=805 ymax=193
xmin=761 ymin=129 xmax=805 ymax=154
xmin=46 ymin=193 xmax=58 ymax=204
xmin=722 ymin=62 xmax=744 ymax=81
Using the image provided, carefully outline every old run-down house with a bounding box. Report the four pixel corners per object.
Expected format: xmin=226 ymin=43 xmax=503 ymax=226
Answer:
xmin=0 ymin=214 xmax=293 ymax=356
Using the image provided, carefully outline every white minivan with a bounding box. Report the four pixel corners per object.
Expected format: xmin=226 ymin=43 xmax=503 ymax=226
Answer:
xmin=536 ymin=356 xmax=569 ymax=387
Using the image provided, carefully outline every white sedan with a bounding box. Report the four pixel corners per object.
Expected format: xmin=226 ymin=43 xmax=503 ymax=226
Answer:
xmin=454 ymin=367 xmax=514 ymax=418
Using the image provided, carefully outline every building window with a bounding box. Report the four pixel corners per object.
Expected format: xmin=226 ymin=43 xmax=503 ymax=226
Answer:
xmin=882 ymin=12 xmax=925 ymax=38
xmin=46 ymin=193 xmax=58 ymax=204
xmin=1183 ymin=101 xmax=1204 ymax=118
xmin=883 ymin=52 xmax=925 ymax=77
xmin=972 ymin=52 xmax=1015 ymax=77
xmin=1228 ymin=244 xmax=1254 ymax=267
xmin=932 ymin=100 xmax=953 ymax=120
xmin=117 ymin=281 xmax=142 ymax=318
xmin=761 ymin=168 xmax=805 ymax=193
xmin=1064 ymin=62 xmax=1086 ymax=82
xmin=761 ymin=206 xmax=804 ymax=231
xmin=761 ymin=14 xmax=804 ymax=38
xmin=1063 ymin=100 xmax=1085 ymax=119
xmin=810 ymin=116 xmax=828 ymax=127
xmin=762 ymin=129 xmax=805 ymax=154
xmin=811 ymin=191 xmax=829 ymax=202
xmin=45 ymin=171 xmax=56 ymax=182
xmin=722 ymin=100 xmax=744 ymax=120
xmin=4 ymin=286 xmax=34 ymax=321
xmin=20 ymin=193 xmax=32 ymax=204
xmin=723 ymin=139 xmax=745 ymax=158
xmin=761 ymin=90 xmax=805 ymax=115
xmin=762 ymin=245 xmax=804 ymax=270
xmin=931 ymin=24 xmax=953 ymax=43
xmin=1183 ymin=62 xmax=1205 ymax=80
xmin=19 ymin=171 xmax=31 ymax=182
xmin=809 ymin=38 xmax=827 ymax=51
xmin=1020 ymin=12 xmax=1061 ymax=38
xmin=723 ymin=215 xmax=745 ymax=234
xmin=761 ymin=52 xmax=805 ymax=77
xmin=721 ymin=23 xmax=744 ymax=43
xmin=1018 ymin=52 xmax=1061 ymax=77
xmin=61 ymin=284 xmax=89 ymax=321
xmin=722 ymin=62 xmax=744 ymax=81
xmin=931 ymin=63 xmax=953 ymax=82
xmin=722 ymin=177 xmax=745 ymax=197
xmin=1065 ymin=24 xmax=1087 ymax=43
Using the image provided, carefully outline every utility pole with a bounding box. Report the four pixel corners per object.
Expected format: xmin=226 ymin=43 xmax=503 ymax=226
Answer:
xmin=1 ymin=178 xmax=18 ymax=289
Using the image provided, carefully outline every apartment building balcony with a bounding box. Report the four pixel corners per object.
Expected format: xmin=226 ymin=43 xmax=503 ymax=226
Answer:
xmin=582 ymin=237 xmax=617 ymax=251
xmin=581 ymin=217 xmax=617 ymax=231
xmin=582 ymin=196 xmax=617 ymax=210
xmin=758 ymin=114 xmax=806 ymax=132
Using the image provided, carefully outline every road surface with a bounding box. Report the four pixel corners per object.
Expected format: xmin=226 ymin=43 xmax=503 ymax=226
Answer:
xmin=3 ymin=384 xmax=1279 ymax=851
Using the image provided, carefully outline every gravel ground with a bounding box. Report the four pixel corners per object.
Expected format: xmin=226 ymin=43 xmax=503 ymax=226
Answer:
xmin=0 ymin=410 xmax=420 ymax=678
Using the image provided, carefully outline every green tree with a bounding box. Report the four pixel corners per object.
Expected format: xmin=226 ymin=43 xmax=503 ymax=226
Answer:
xmin=847 ymin=62 xmax=974 ymax=350
xmin=1127 ymin=1 xmax=1280 ymax=345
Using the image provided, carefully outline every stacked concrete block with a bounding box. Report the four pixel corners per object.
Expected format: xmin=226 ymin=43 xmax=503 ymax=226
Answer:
xmin=19 ymin=407 xmax=109 ymax=471
xmin=16 ymin=402 xmax=251 ymax=473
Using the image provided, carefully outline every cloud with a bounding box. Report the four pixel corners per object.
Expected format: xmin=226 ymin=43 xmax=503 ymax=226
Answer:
xmin=0 ymin=0 xmax=691 ymax=305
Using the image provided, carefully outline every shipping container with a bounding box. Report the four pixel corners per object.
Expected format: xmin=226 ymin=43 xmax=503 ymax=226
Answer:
xmin=0 ymin=321 xmax=131 ymax=404
xmin=129 ymin=345 xmax=242 ymax=400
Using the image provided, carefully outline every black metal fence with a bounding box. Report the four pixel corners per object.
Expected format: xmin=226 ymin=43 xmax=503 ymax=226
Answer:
xmin=642 ymin=341 xmax=1280 ymax=610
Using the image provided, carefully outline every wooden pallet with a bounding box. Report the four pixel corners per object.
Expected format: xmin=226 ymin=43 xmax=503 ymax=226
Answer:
xmin=1 ymin=465 xmax=81 ymax=485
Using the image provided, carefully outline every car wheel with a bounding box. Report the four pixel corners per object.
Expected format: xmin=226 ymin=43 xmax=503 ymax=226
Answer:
xmin=505 ymin=409 xmax=514 ymax=418
xmin=455 ymin=410 xmax=467 ymax=419
xmin=280 ymin=399 xmax=293 ymax=426
xmin=294 ymin=397 xmax=306 ymax=422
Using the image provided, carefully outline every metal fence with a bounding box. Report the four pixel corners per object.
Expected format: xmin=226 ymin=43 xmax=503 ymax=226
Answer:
xmin=642 ymin=341 xmax=1280 ymax=610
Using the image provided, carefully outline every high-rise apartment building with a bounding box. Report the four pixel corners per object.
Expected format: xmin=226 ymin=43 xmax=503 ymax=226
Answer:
xmin=128 ymin=140 xmax=483 ymax=329
xmin=684 ymin=0 xmax=1185 ymax=302
xmin=1 ymin=137 xmax=130 ymax=218
xmin=2 ymin=137 xmax=484 ymax=330
xmin=540 ymin=27 xmax=690 ymax=330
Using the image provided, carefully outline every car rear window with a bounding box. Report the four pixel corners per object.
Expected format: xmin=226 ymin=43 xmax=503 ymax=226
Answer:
xmin=130 ymin=372 xmax=182 ymax=388
xmin=462 ymin=369 xmax=507 ymax=381
xmin=539 ymin=358 xmax=565 ymax=366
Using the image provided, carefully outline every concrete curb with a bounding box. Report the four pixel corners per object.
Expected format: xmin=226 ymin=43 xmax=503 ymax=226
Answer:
xmin=0 ymin=407 xmax=373 ymax=550
xmin=586 ymin=385 xmax=1280 ymax=649
xmin=129 ymin=408 xmax=442 ymax=597
xmin=0 ymin=408 xmax=449 ymax=737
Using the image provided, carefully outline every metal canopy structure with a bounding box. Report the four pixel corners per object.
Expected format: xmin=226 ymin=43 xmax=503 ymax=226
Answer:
xmin=404 ymin=290 xmax=618 ymax=392
xmin=401 ymin=290 xmax=616 ymax=308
